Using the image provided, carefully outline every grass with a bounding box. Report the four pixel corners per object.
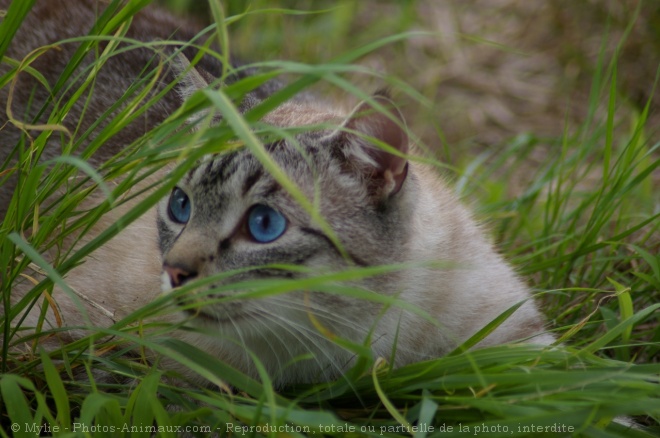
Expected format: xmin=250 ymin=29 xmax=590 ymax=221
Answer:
xmin=1 ymin=0 xmax=659 ymax=437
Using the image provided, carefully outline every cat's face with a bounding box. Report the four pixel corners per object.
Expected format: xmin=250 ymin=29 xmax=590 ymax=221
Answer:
xmin=156 ymin=96 xmax=412 ymax=344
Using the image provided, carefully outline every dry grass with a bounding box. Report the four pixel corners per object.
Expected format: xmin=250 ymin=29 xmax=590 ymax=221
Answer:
xmin=405 ymin=0 xmax=659 ymax=145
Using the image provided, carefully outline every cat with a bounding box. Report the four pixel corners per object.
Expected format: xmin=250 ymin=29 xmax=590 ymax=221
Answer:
xmin=1 ymin=0 xmax=554 ymax=387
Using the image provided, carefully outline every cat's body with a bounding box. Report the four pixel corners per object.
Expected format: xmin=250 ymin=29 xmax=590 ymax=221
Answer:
xmin=0 ymin=0 xmax=275 ymax=215
xmin=1 ymin=0 xmax=554 ymax=386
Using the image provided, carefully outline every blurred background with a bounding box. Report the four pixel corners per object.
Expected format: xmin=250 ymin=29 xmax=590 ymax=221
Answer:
xmin=158 ymin=0 xmax=659 ymax=159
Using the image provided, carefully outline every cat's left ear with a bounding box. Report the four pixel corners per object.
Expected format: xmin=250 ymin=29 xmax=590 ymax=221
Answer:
xmin=171 ymin=52 xmax=216 ymax=99
xmin=170 ymin=52 xmax=259 ymax=124
xmin=341 ymin=93 xmax=409 ymax=198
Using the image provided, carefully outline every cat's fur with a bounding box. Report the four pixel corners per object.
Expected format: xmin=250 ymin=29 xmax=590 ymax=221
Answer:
xmin=1 ymin=0 xmax=554 ymax=386
xmin=0 ymin=0 xmax=275 ymax=215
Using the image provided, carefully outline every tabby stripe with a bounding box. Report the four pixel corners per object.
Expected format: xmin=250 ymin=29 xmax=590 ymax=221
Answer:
xmin=203 ymin=159 xmax=215 ymax=178
xmin=251 ymin=268 xmax=295 ymax=279
xmin=299 ymin=227 xmax=369 ymax=267
xmin=242 ymin=168 xmax=264 ymax=196
xmin=265 ymin=139 xmax=285 ymax=152
xmin=260 ymin=181 xmax=280 ymax=199
xmin=218 ymin=157 xmax=240 ymax=182
xmin=202 ymin=153 xmax=239 ymax=187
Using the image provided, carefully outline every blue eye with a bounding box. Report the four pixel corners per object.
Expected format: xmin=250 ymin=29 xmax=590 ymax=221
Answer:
xmin=248 ymin=204 xmax=287 ymax=243
xmin=168 ymin=187 xmax=191 ymax=224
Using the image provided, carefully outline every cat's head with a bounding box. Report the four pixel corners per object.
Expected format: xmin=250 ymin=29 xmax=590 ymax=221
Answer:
xmin=156 ymin=78 xmax=416 ymax=369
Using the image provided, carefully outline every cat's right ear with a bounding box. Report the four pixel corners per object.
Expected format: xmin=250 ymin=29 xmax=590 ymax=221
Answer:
xmin=338 ymin=93 xmax=410 ymax=199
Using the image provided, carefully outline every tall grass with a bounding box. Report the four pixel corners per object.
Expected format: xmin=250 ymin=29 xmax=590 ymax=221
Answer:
xmin=1 ymin=1 xmax=659 ymax=437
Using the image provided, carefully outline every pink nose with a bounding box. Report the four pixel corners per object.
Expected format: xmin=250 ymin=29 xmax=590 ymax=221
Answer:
xmin=163 ymin=264 xmax=197 ymax=288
